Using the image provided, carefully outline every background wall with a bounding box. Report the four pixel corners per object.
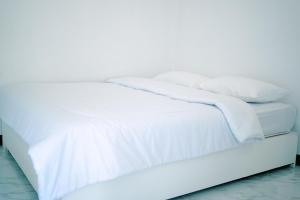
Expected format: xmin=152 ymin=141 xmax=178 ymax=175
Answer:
xmin=0 ymin=0 xmax=177 ymax=83
xmin=174 ymin=0 xmax=300 ymax=153
xmin=1 ymin=0 xmax=299 ymax=152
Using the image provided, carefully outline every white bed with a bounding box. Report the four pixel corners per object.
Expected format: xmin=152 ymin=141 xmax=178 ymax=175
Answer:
xmin=0 ymin=78 xmax=298 ymax=200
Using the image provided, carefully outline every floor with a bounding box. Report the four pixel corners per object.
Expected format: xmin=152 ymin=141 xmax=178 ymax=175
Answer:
xmin=0 ymin=147 xmax=299 ymax=200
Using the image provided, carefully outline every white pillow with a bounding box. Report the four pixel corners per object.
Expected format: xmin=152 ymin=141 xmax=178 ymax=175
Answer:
xmin=200 ymin=76 xmax=288 ymax=103
xmin=154 ymin=71 xmax=210 ymax=88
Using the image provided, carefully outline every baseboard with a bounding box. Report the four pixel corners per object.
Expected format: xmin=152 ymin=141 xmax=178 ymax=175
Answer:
xmin=297 ymin=155 xmax=300 ymax=166
xmin=0 ymin=135 xmax=2 ymax=146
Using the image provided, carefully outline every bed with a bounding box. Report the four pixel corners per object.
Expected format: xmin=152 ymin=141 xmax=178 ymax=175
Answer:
xmin=0 ymin=77 xmax=298 ymax=200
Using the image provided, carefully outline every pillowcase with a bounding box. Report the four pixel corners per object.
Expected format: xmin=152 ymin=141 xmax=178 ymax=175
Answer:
xmin=200 ymin=76 xmax=288 ymax=103
xmin=154 ymin=71 xmax=210 ymax=88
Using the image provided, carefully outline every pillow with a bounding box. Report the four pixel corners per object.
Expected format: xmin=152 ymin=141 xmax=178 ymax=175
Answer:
xmin=153 ymin=71 xmax=210 ymax=88
xmin=200 ymin=76 xmax=288 ymax=103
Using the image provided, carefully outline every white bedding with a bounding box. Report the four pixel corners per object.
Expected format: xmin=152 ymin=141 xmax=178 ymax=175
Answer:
xmin=0 ymin=78 xmax=263 ymax=200
xmin=250 ymin=103 xmax=296 ymax=137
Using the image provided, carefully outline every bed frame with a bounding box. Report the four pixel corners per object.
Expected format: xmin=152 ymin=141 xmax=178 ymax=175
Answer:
xmin=2 ymin=121 xmax=298 ymax=200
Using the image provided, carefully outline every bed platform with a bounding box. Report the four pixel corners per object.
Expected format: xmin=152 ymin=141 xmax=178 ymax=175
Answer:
xmin=2 ymin=122 xmax=298 ymax=200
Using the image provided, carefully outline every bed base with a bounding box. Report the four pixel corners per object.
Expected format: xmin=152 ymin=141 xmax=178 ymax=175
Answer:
xmin=2 ymin=122 xmax=298 ymax=200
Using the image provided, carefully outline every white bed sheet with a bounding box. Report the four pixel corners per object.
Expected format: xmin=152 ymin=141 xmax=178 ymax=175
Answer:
xmin=250 ymin=103 xmax=296 ymax=137
xmin=0 ymin=79 xmax=263 ymax=200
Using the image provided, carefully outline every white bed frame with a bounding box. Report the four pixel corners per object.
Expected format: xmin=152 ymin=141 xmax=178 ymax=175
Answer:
xmin=2 ymin=121 xmax=298 ymax=200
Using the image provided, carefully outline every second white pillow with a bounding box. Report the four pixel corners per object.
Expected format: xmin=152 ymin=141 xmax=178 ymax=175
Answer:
xmin=200 ymin=76 xmax=288 ymax=103
xmin=154 ymin=71 xmax=210 ymax=88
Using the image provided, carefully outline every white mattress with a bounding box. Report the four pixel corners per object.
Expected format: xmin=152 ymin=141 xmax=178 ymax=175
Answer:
xmin=250 ymin=103 xmax=296 ymax=137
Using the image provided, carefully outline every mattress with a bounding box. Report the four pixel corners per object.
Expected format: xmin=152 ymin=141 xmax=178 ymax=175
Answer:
xmin=250 ymin=103 xmax=296 ymax=137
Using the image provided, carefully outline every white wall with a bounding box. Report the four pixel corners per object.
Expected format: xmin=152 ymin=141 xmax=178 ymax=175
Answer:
xmin=0 ymin=0 xmax=177 ymax=83
xmin=175 ymin=0 xmax=300 ymax=153
xmin=1 ymin=0 xmax=300 ymax=153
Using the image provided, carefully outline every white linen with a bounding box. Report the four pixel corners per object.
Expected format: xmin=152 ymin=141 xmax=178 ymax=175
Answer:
xmin=200 ymin=76 xmax=288 ymax=103
xmin=0 ymin=79 xmax=263 ymax=200
xmin=154 ymin=71 xmax=210 ymax=88
xmin=109 ymin=77 xmax=263 ymax=142
xmin=250 ymin=102 xmax=297 ymax=137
